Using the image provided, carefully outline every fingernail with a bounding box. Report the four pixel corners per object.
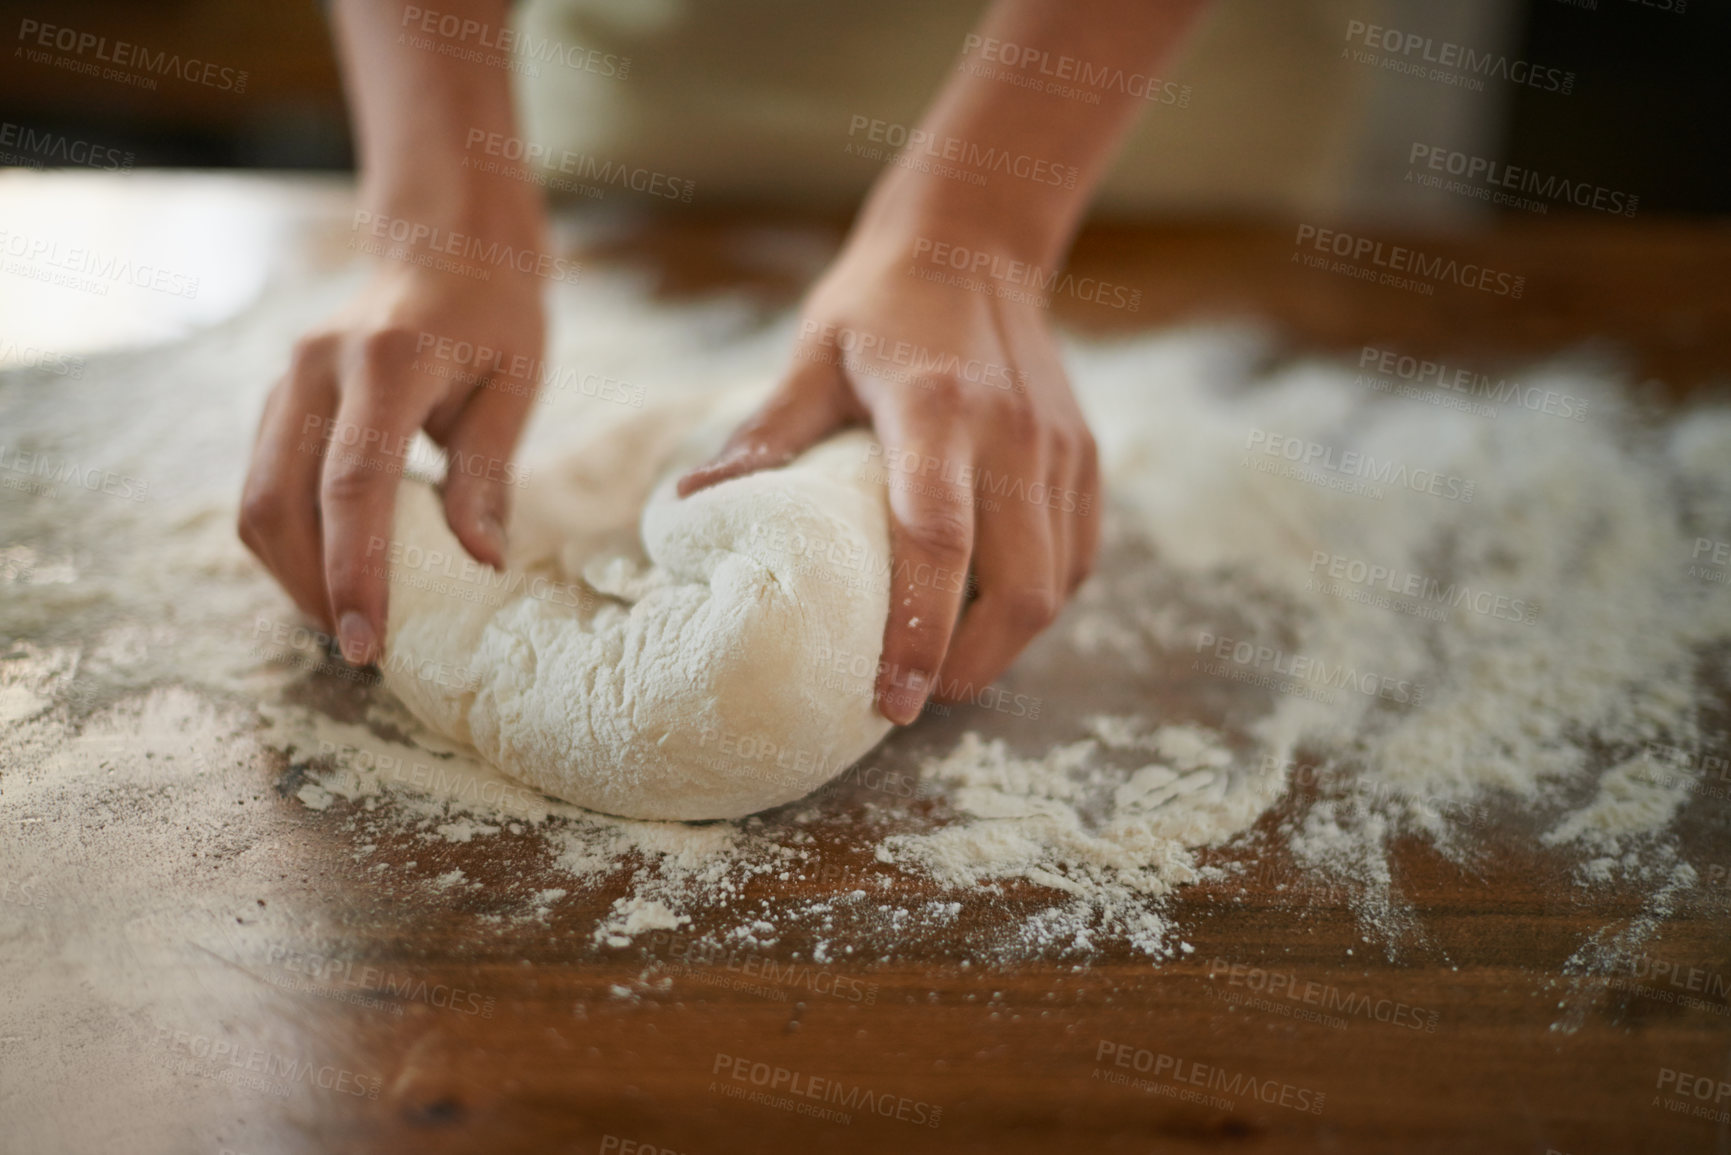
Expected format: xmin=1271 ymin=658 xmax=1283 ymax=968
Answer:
xmin=675 ymin=463 xmax=715 ymax=498
xmin=338 ymin=611 xmax=376 ymax=666
xmin=879 ymin=672 xmax=929 ymax=725
xmin=699 ymin=450 xmax=743 ymax=476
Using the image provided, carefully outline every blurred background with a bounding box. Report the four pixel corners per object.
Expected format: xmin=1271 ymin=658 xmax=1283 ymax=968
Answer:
xmin=2 ymin=0 xmax=1726 ymax=217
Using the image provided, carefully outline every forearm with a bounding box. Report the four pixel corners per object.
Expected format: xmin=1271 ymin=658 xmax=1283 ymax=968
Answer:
xmin=332 ymin=0 xmax=545 ymax=244
xmin=859 ymin=0 xmax=1210 ymax=265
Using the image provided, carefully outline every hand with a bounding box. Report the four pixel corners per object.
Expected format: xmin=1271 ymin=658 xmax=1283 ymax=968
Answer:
xmin=239 ymin=259 xmax=545 ymax=665
xmin=677 ymin=224 xmax=1099 ymax=724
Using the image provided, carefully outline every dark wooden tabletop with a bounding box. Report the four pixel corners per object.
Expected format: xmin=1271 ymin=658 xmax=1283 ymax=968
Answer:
xmin=2 ymin=174 xmax=1729 ymax=1155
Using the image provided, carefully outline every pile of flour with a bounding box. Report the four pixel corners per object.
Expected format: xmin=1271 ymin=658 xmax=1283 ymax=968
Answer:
xmin=1080 ymin=335 xmax=1730 ymax=890
xmin=5 ymin=261 xmax=1727 ymax=964
xmin=253 ymin=277 xmax=1731 ymax=961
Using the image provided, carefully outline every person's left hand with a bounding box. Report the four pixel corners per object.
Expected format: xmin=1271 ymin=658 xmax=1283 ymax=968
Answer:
xmin=677 ymin=222 xmax=1098 ymax=724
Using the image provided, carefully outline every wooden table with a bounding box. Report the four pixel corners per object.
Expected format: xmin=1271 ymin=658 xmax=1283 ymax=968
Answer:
xmin=2 ymin=173 xmax=1728 ymax=1154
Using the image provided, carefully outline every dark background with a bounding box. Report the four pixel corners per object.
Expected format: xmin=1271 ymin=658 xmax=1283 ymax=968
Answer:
xmin=1502 ymin=0 xmax=1730 ymax=214
xmin=1 ymin=0 xmax=1726 ymax=213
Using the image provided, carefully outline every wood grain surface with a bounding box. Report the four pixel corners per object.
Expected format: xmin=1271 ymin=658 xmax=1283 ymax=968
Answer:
xmin=2 ymin=175 xmax=1729 ymax=1155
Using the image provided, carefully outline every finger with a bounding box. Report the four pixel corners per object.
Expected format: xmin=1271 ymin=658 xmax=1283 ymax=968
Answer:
xmin=320 ymin=336 xmax=431 ymax=665
xmin=1045 ymin=450 xmax=1075 ymax=622
xmin=439 ymin=378 xmax=536 ymax=569
xmin=1042 ymin=428 xmax=1092 ymax=616
xmin=870 ymin=406 xmax=977 ymax=725
xmin=676 ymin=349 xmax=858 ymax=498
xmin=1066 ymin=430 xmax=1101 ymax=593
xmin=936 ymin=461 xmax=1060 ymax=698
xmin=238 ymin=336 xmax=340 ymax=630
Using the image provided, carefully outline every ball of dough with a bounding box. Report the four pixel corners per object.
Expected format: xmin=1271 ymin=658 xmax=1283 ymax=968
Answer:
xmin=379 ymin=412 xmax=895 ymax=821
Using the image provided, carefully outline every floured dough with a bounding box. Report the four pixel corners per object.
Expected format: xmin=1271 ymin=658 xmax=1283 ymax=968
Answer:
xmin=380 ymin=402 xmax=894 ymax=821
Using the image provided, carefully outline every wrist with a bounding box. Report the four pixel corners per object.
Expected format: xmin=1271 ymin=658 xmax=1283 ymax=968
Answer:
xmin=361 ymin=165 xmax=547 ymax=251
xmin=855 ymin=164 xmax=1077 ymax=271
xmin=350 ymin=177 xmax=560 ymax=291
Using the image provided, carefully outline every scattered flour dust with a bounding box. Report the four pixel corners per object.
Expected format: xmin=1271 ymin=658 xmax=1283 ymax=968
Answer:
xmin=179 ymin=283 xmax=1731 ymax=962
xmin=596 ymin=897 xmax=691 ymax=948
xmin=874 ymin=719 xmax=1274 ymax=956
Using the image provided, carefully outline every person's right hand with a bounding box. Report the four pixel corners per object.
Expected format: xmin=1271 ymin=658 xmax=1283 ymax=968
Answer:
xmin=239 ymin=259 xmax=545 ymax=666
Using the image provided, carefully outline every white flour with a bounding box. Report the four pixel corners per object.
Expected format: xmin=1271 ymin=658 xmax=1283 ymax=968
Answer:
xmin=3 ymin=266 xmax=1728 ymax=968
xmin=873 ymin=720 xmax=1254 ymax=957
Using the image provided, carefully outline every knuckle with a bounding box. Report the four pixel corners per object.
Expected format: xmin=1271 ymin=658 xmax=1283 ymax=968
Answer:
xmin=1001 ymin=585 xmax=1060 ymax=632
xmin=355 ymin=327 xmax=417 ymax=378
xmin=793 ymin=334 xmax=840 ymax=370
xmin=911 ymin=373 xmax=968 ymax=410
xmin=289 ymin=333 xmax=338 ymax=378
xmin=995 ymin=398 xmax=1039 ymax=444
xmin=1070 ymin=555 xmax=1097 ymax=590
xmin=321 ymin=459 xmax=390 ymax=507
xmin=1077 ymin=426 xmax=1099 ymax=467
xmin=901 ymin=509 xmax=972 ymax=559
xmin=1049 ymin=420 xmax=1091 ymax=464
xmin=238 ymin=486 xmax=284 ymax=542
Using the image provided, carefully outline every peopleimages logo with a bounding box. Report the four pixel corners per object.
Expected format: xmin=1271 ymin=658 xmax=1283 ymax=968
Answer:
xmin=351 ymin=211 xmax=580 ymax=283
xmin=411 ymin=330 xmax=645 ymax=407
xmin=15 ymin=19 xmax=250 ymax=92
xmin=691 ymin=725 xmax=848 ymax=787
xmin=360 ymin=535 xmax=590 ymax=611
xmin=1195 ymin=631 xmax=1426 ymax=705
xmin=647 ymin=929 xmax=882 ymax=1004
xmin=910 ymin=237 xmax=1142 ymax=312
xmin=846 ymin=115 xmax=1079 ymax=188
xmin=1245 ymin=428 xmax=1477 ymax=503
xmin=1655 ymin=1067 xmax=1731 ymax=1124
xmin=0 ymin=443 xmax=150 ymax=502
xmin=264 ymin=942 xmax=496 ymax=1017
xmin=1407 ymin=144 xmax=1637 ymax=217
xmin=1208 ymin=959 xmax=1440 ymax=1032
xmin=463 ymin=130 xmax=693 ymax=202
xmin=1094 ymin=1040 xmax=1325 ymax=1114
xmin=958 ymin=34 xmax=1192 ymax=107
xmin=1294 ymin=225 xmax=1524 ymax=298
xmin=1642 ymin=740 xmax=1730 ymax=782
xmin=399 ymin=5 xmax=629 ymax=78
xmin=0 ymin=338 xmax=85 ymax=378
xmin=797 ymin=320 xmax=1025 ymax=394
xmin=863 ymin=443 xmax=1091 ymax=515
xmin=312 ymin=739 xmax=548 ymax=819
xmin=0 ymin=122 xmax=133 ymax=171
xmin=1629 ymin=955 xmax=1731 ymax=999
xmin=1358 ymin=346 xmax=1590 ymax=421
xmin=1689 ymin=538 xmax=1731 ymax=588
xmin=1 ymin=229 xmax=201 ymax=299
xmin=1342 ymin=20 xmax=1574 ymax=93
xmin=1308 ymin=550 xmax=1539 ymax=626
xmin=1260 ymin=756 xmax=1494 ymax=832
xmin=710 ymin=1053 xmax=942 ymax=1128
xmin=156 ymin=1026 xmax=381 ymax=1099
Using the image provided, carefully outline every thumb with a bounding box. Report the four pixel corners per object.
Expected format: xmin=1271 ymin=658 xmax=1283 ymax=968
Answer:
xmin=677 ymin=354 xmax=859 ymax=498
xmin=440 ymin=381 xmax=534 ymax=569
